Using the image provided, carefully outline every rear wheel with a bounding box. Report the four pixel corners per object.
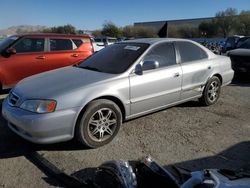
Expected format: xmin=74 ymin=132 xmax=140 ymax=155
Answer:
xmin=76 ymin=99 xmax=122 ymax=148
xmin=199 ymin=76 xmax=221 ymax=106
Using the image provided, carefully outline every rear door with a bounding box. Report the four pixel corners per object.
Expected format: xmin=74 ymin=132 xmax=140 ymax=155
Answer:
xmin=43 ymin=38 xmax=83 ymax=71
xmin=2 ymin=37 xmax=46 ymax=85
xmin=175 ymin=41 xmax=213 ymax=100
xmin=129 ymin=42 xmax=182 ymax=115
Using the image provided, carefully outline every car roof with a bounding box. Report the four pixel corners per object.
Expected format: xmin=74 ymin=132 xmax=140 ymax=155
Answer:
xmin=12 ymin=33 xmax=91 ymax=38
xmin=121 ymin=38 xmax=217 ymax=59
xmin=121 ymin=38 xmax=193 ymax=45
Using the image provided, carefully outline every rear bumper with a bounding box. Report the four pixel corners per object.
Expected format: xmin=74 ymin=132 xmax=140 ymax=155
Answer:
xmin=2 ymin=99 xmax=81 ymax=144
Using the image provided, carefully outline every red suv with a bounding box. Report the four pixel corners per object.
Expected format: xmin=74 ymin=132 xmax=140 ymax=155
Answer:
xmin=0 ymin=34 xmax=94 ymax=90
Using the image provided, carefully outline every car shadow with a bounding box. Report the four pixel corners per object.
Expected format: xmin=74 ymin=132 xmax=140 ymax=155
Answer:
xmin=0 ymin=103 xmax=89 ymax=159
xmin=176 ymin=100 xmax=203 ymax=108
xmin=0 ymin=107 xmax=90 ymax=187
xmin=0 ymin=124 xmax=88 ymax=159
xmin=0 ymin=88 xmax=11 ymax=95
xmin=231 ymin=74 xmax=250 ymax=87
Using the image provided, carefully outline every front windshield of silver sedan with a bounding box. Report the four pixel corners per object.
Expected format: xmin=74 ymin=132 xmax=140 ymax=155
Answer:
xmin=78 ymin=43 xmax=149 ymax=74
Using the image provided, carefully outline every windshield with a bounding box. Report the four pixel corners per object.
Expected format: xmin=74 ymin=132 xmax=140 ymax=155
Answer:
xmin=225 ymin=37 xmax=238 ymax=48
xmin=0 ymin=36 xmax=19 ymax=52
xmin=237 ymin=38 xmax=250 ymax=49
xmin=236 ymin=37 xmax=249 ymax=48
xmin=78 ymin=43 xmax=149 ymax=74
xmin=94 ymin=39 xmax=102 ymax=42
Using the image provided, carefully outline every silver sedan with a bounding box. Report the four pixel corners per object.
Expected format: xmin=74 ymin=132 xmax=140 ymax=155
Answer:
xmin=2 ymin=38 xmax=234 ymax=148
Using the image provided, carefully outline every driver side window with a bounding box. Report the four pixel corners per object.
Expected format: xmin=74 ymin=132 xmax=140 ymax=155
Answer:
xmin=13 ymin=38 xmax=45 ymax=53
xmin=143 ymin=42 xmax=176 ymax=68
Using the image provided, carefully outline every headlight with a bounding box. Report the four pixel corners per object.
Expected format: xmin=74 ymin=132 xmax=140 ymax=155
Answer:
xmin=20 ymin=100 xmax=57 ymax=113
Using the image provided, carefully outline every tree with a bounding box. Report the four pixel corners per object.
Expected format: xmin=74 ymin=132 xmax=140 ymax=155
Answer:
xmin=237 ymin=10 xmax=250 ymax=36
xmin=122 ymin=25 xmax=135 ymax=38
xmin=199 ymin=21 xmax=219 ymax=37
xmin=92 ymin=29 xmax=102 ymax=37
xmin=43 ymin=24 xmax=77 ymax=34
xmin=101 ymin=21 xmax=122 ymax=37
xmin=178 ymin=24 xmax=199 ymax=38
xmin=214 ymin=8 xmax=237 ymax=38
xmin=133 ymin=26 xmax=158 ymax=38
xmin=167 ymin=25 xmax=182 ymax=38
xmin=122 ymin=25 xmax=157 ymax=38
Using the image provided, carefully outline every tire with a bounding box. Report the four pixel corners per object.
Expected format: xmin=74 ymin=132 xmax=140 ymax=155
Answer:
xmin=75 ymin=99 xmax=122 ymax=148
xmin=199 ymin=76 xmax=221 ymax=106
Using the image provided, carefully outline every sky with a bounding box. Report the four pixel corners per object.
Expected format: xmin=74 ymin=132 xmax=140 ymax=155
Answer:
xmin=0 ymin=0 xmax=249 ymax=30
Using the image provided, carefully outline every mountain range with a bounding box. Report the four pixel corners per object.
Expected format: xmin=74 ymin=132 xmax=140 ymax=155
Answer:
xmin=0 ymin=25 xmax=47 ymax=36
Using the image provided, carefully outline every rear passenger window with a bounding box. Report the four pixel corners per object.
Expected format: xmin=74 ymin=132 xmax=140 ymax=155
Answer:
xmin=13 ymin=38 xmax=44 ymax=53
xmin=177 ymin=41 xmax=208 ymax=63
xmin=49 ymin=39 xmax=73 ymax=51
xmin=72 ymin=39 xmax=83 ymax=48
xmin=144 ymin=43 xmax=176 ymax=68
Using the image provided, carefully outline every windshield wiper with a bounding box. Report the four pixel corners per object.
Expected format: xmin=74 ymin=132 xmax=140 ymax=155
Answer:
xmin=79 ymin=66 xmax=103 ymax=72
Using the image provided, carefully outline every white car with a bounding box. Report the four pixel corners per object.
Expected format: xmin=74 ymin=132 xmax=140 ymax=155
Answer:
xmin=93 ymin=37 xmax=117 ymax=52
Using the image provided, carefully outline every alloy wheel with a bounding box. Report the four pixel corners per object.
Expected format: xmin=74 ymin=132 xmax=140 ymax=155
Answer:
xmin=87 ymin=108 xmax=117 ymax=142
xmin=208 ymin=80 xmax=220 ymax=102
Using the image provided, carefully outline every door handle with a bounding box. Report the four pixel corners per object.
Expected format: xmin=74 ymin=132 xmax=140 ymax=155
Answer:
xmin=36 ymin=56 xmax=46 ymax=60
xmin=71 ymin=54 xmax=79 ymax=57
xmin=208 ymin=66 xmax=211 ymax=70
xmin=174 ymin=72 xmax=180 ymax=77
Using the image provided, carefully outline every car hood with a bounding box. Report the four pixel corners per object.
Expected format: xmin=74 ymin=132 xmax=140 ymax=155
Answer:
xmin=228 ymin=49 xmax=250 ymax=57
xmin=13 ymin=66 xmax=116 ymax=99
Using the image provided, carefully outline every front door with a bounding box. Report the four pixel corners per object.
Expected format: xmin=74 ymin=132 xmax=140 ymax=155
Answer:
xmin=3 ymin=37 xmax=46 ymax=85
xmin=129 ymin=42 xmax=182 ymax=116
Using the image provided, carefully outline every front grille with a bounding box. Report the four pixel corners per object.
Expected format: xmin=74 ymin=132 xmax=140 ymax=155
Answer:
xmin=8 ymin=92 xmax=20 ymax=106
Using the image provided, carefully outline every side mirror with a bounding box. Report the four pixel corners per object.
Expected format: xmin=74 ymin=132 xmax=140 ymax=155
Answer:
xmin=134 ymin=64 xmax=143 ymax=75
xmin=1 ymin=47 xmax=16 ymax=58
xmin=6 ymin=47 xmax=16 ymax=55
xmin=142 ymin=60 xmax=159 ymax=71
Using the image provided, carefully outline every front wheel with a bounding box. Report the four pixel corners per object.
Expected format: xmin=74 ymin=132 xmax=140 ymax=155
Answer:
xmin=76 ymin=99 xmax=122 ymax=148
xmin=199 ymin=76 xmax=221 ymax=106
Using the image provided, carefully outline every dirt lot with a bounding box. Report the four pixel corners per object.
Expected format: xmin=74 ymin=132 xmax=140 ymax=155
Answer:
xmin=0 ymin=78 xmax=250 ymax=187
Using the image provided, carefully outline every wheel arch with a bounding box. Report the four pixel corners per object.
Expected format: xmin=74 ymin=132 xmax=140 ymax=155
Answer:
xmin=94 ymin=96 xmax=126 ymax=121
xmin=211 ymin=73 xmax=223 ymax=84
xmin=74 ymin=95 xmax=126 ymax=136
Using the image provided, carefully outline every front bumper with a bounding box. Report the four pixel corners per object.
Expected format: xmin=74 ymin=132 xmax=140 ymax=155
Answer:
xmin=2 ymin=99 xmax=81 ymax=144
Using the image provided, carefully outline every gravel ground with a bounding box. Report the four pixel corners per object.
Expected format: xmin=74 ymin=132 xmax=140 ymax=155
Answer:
xmin=0 ymin=79 xmax=250 ymax=187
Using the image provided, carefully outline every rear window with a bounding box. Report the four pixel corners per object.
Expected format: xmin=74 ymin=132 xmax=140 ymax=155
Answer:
xmin=72 ymin=39 xmax=83 ymax=48
xmin=177 ymin=41 xmax=208 ymax=63
xmin=49 ymin=38 xmax=73 ymax=51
